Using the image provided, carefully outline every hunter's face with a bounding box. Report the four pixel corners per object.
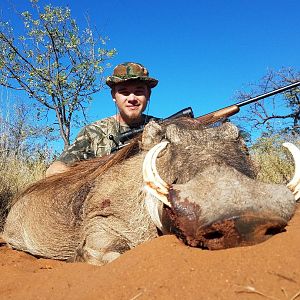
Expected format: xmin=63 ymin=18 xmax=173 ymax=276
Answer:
xmin=112 ymin=81 xmax=150 ymax=125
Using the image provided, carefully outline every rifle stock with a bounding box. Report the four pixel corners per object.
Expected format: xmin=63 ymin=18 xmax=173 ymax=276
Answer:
xmin=196 ymin=105 xmax=240 ymax=125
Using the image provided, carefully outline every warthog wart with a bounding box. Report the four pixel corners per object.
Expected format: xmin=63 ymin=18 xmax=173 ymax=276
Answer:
xmin=2 ymin=118 xmax=300 ymax=265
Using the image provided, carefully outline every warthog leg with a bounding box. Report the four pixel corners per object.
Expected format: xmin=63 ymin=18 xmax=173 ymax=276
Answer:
xmin=74 ymin=218 xmax=130 ymax=266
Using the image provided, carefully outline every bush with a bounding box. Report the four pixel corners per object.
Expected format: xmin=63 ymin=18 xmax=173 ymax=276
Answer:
xmin=250 ymin=134 xmax=299 ymax=184
xmin=0 ymin=152 xmax=47 ymax=231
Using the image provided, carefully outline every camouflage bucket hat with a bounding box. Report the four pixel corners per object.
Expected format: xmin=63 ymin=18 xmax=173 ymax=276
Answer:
xmin=106 ymin=62 xmax=158 ymax=88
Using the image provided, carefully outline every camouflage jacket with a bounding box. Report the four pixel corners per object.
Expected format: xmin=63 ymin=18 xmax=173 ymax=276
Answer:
xmin=58 ymin=114 xmax=156 ymax=164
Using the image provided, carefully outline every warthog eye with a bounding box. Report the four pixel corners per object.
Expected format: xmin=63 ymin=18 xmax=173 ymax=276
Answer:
xmin=172 ymin=178 xmax=178 ymax=184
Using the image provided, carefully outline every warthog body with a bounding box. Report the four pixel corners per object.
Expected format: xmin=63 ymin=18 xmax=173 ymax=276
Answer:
xmin=2 ymin=118 xmax=297 ymax=265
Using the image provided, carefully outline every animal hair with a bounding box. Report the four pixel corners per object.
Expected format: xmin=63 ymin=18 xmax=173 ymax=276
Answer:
xmin=14 ymin=118 xmax=233 ymax=202
xmin=15 ymin=136 xmax=142 ymax=200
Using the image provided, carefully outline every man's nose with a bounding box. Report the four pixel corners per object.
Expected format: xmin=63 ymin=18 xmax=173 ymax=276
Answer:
xmin=127 ymin=93 xmax=138 ymax=101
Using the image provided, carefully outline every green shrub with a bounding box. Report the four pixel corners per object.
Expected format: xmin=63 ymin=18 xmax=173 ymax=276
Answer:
xmin=250 ymin=134 xmax=299 ymax=184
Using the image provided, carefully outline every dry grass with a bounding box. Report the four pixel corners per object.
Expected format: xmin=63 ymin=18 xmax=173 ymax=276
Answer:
xmin=250 ymin=134 xmax=299 ymax=184
xmin=0 ymin=153 xmax=47 ymax=231
xmin=0 ymin=90 xmax=51 ymax=230
xmin=235 ymin=285 xmax=300 ymax=300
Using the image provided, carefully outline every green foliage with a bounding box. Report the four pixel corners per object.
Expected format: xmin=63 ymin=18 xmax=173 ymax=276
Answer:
xmin=249 ymin=133 xmax=298 ymax=184
xmin=0 ymin=0 xmax=116 ymax=148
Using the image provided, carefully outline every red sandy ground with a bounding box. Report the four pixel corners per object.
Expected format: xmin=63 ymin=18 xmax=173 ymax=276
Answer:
xmin=0 ymin=207 xmax=300 ymax=300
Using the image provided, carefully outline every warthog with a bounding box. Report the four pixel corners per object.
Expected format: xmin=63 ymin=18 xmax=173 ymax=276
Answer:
xmin=2 ymin=118 xmax=300 ymax=265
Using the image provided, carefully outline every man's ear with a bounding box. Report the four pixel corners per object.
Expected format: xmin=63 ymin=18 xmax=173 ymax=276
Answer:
xmin=111 ymin=88 xmax=116 ymax=101
xmin=112 ymin=92 xmax=116 ymax=102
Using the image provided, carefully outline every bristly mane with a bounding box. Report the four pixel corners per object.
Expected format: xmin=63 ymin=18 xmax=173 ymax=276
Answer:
xmin=17 ymin=136 xmax=142 ymax=198
xmin=17 ymin=117 xmax=209 ymax=199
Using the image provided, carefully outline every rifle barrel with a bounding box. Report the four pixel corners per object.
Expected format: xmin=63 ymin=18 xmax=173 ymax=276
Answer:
xmin=237 ymin=81 xmax=300 ymax=108
xmin=195 ymin=81 xmax=300 ymax=126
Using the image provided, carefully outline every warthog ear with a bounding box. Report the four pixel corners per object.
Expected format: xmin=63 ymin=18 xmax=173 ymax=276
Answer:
xmin=141 ymin=121 xmax=164 ymax=150
xmin=283 ymin=142 xmax=300 ymax=201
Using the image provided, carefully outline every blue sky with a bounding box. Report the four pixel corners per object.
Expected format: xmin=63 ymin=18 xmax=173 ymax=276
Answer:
xmin=1 ymin=0 xmax=300 ymax=149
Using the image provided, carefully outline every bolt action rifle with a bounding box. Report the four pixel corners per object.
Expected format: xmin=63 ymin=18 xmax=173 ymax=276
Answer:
xmin=110 ymin=81 xmax=300 ymax=151
xmin=109 ymin=107 xmax=195 ymax=151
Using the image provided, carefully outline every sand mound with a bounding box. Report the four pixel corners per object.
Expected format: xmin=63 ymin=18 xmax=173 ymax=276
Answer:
xmin=0 ymin=208 xmax=300 ymax=299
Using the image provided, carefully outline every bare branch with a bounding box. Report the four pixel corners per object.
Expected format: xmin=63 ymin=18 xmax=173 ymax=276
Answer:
xmin=235 ymin=68 xmax=300 ymax=135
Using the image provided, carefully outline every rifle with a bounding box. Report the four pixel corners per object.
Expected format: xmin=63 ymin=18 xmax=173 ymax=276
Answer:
xmin=109 ymin=107 xmax=194 ymax=151
xmin=110 ymin=81 xmax=300 ymax=151
xmin=197 ymin=81 xmax=300 ymax=125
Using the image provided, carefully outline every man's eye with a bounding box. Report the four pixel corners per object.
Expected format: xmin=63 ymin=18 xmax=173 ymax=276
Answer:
xmin=119 ymin=91 xmax=130 ymax=96
xmin=135 ymin=90 xmax=145 ymax=95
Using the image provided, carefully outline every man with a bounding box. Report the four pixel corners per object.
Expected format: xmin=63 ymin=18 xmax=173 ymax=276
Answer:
xmin=46 ymin=62 xmax=158 ymax=177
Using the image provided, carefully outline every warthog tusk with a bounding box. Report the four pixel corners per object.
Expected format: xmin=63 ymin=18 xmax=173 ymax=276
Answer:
xmin=144 ymin=193 xmax=163 ymax=230
xmin=283 ymin=142 xmax=300 ymax=201
xmin=143 ymin=141 xmax=171 ymax=207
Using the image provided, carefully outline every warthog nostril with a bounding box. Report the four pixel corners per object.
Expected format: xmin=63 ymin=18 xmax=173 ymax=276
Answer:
xmin=203 ymin=231 xmax=224 ymax=240
xmin=264 ymin=226 xmax=285 ymax=236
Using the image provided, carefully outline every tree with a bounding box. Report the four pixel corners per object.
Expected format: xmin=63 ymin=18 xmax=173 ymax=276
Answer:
xmin=0 ymin=96 xmax=54 ymax=160
xmin=231 ymin=68 xmax=300 ymax=186
xmin=0 ymin=0 xmax=116 ymax=148
xmin=235 ymin=67 xmax=300 ymax=137
xmin=0 ymin=95 xmax=50 ymax=232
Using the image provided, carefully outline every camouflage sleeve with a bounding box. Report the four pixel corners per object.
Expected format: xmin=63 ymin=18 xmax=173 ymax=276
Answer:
xmin=58 ymin=126 xmax=98 ymax=165
xmin=57 ymin=115 xmax=148 ymax=164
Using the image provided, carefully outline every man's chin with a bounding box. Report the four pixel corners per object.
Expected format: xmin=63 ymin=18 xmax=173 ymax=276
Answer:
xmin=121 ymin=110 xmax=143 ymax=124
xmin=125 ymin=110 xmax=142 ymax=119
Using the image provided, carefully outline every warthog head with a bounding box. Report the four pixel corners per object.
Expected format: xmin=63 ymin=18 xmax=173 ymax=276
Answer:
xmin=142 ymin=118 xmax=299 ymax=249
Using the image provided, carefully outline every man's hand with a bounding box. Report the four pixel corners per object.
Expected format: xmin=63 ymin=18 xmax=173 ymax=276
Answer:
xmin=46 ymin=161 xmax=70 ymax=177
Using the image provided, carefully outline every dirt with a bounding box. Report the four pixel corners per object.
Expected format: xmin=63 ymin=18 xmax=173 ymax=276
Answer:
xmin=0 ymin=208 xmax=300 ymax=300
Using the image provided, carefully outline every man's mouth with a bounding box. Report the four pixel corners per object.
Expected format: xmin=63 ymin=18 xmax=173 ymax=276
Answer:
xmin=127 ymin=105 xmax=140 ymax=110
